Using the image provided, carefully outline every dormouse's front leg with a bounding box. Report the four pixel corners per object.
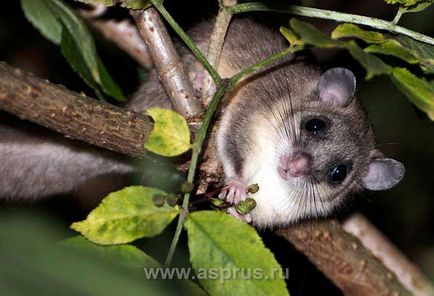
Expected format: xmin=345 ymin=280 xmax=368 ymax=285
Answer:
xmin=217 ymin=176 xmax=252 ymax=223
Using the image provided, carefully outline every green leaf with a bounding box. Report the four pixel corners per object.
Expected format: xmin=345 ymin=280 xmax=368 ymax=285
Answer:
xmin=97 ymin=57 xmax=125 ymax=100
xmin=120 ymin=0 xmax=152 ymax=9
xmin=384 ymin=0 xmax=430 ymax=6
xmin=49 ymin=0 xmax=101 ymax=82
xmin=391 ymin=68 xmax=434 ymax=120
xmin=396 ymin=36 xmax=434 ymax=74
xmin=63 ymin=236 xmax=160 ymax=268
xmin=290 ymin=18 xmax=342 ymax=48
xmin=75 ymin=0 xmax=151 ymax=9
xmin=20 ymin=0 xmax=125 ymax=101
xmin=365 ymin=39 xmax=419 ymax=64
xmin=50 ymin=0 xmax=125 ymax=101
xmin=387 ymin=0 xmax=433 ymax=15
xmin=282 ymin=18 xmax=433 ymax=116
xmin=21 ymin=0 xmax=62 ymax=44
xmin=185 ymin=211 xmax=288 ymax=296
xmin=61 ymin=27 xmax=102 ymax=96
xmin=403 ymin=1 xmax=433 ymax=12
xmin=76 ymin=0 xmax=117 ymax=6
xmin=64 ymin=236 xmax=207 ymax=295
xmin=145 ymin=108 xmax=192 ymax=157
xmin=0 ymin=212 xmax=197 ymax=295
xmin=71 ymin=186 xmax=179 ymax=245
xmin=346 ymin=41 xmax=392 ymax=79
xmin=279 ymin=27 xmax=303 ymax=47
xmin=284 ymin=20 xmax=390 ymax=79
xmin=285 ymin=20 xmax=391 ymax=79
xmin=332 ymin=23 xmax=386 ymax=44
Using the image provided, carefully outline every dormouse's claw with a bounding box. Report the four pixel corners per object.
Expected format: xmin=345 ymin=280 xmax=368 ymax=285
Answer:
xmin=219 ymin=178 xmax=248 ymax=205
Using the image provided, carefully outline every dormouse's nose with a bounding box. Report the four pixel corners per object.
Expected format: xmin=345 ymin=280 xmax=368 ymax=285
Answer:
xmin=288 ymin=152 xmax=312 ymax=177
xmin=278 ymin=151 xmax=312 ymax=180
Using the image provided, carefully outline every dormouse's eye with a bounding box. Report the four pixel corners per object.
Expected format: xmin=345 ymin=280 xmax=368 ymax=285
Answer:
xmin=329 ymin=164 xmax=347 ymax=183
xmin=304 ymin=118 xmax=327 ymax=134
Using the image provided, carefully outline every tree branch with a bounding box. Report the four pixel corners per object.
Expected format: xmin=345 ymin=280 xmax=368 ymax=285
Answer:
xmin=200 ymin=0 xmax=237 ymax=105
xmin=228 ymin=3 xmax=434 ymax=46
xmin=79 ymin=10 xmax=153 ymax=70
xmin=1 ymin=59 xmax=432 ymax=295
xmin=0 ymin=62 xmax=151 ymax=158
xmin=343 ymin=213 xmax=434 ymax=296
xmin=2 ymin=3 xmax=432 ymax=293
xmin=131 ymin=8 xmax=203 ymax=118
xmin=277 ymin=219 xmax=412 ymax=296
xmin=149 ymin=0 xmax=222 ymax=85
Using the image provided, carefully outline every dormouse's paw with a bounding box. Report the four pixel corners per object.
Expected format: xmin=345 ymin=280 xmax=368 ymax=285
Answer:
xmin=218 ymin=178 xmax=248 ymax=205
xmin=191 ymin=70 xmax=216 ymax=104
xmin=227 ymin=207 xmax=253 ymax=224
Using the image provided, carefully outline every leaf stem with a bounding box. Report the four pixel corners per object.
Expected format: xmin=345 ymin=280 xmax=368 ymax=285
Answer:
xmin=150 ymin=1 xmax=222 ymax=85
xmin=227 ymin=3 xmax=434 ymax=46
xmin=392 ymin=8 xmax=404 ymax=25
xmin=164 ymin=80 xmax=229 ymax=266
xmin=230 ymin=46 xmax=302 ymax=86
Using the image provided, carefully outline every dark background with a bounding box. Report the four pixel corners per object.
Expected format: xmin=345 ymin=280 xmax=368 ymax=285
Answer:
xmin=0 ymin=0 xmax=433 ymax=295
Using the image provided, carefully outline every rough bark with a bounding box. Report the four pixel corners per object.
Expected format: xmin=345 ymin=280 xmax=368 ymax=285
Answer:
xmin=2 ymin=4 xmax=433 ymax=293
xmin=82 ymin=16 xmax=153 ymax=70
xmin=343 ymin=214 xmax=434 ymax=296
xmin=277 ymin=219 xmax=412 ymax=296
xmin=131 ymin=8 xmax=203 ymax=118
xmin=0 ymin=62 xmax=152 ymax=158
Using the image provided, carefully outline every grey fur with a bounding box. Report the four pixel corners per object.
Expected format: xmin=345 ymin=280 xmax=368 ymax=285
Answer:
xmin=0 ymin=114 xmax=134 ymax=200
xmin=213 ymin=18 xmax=405 ymax=226
xmin=0 ymin=17 xmax=404 ymax=214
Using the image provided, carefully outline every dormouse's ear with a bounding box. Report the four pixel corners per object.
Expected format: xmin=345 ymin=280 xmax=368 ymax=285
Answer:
xmin=317 ymin=67 xmax=356 ymax=107
xmin=362 ymin=158 xmax=405 ymax=190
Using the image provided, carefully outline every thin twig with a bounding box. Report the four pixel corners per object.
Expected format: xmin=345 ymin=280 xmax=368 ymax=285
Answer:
xmin=201 ymin=0 xmax=238 ymax=105
xmin=207 ymin=0 xmax=237 ymax=68
xmin=164 ymin=80 xmax=229 ymax=266
xmin=227 ymin=3 xmax=434 ymax=46
xmin=392 ymin=8 xmax=404 ymax=25
xmin=79 ymin=9 xmax=153 ymax=69
xmin=229 ymin=46 xmax=302 ymax=86
xmin=150 ymin=0 xmax=222 ymax=85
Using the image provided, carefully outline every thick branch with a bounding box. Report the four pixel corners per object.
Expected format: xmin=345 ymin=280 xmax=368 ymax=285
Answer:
xmin=131 ymin=8 xmax=203 ymax=118
xmin=343 ymin=214 xmax=434 ymax=296
xmin=277 ymin=219 xmax=412 ymax=296
xmin=0 ymin=62 xmax=151 ymax=158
